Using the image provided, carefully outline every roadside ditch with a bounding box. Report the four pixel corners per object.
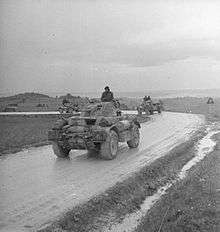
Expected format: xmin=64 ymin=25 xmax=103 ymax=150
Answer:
xmin=39 ymin=125 xmax=206 ymax=232
xmin=135 ymin=130 xmax=220 ymax=232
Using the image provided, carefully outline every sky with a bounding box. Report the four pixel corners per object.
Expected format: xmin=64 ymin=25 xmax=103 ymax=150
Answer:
xmin=1 ymin=0 xmax=220 ymax=94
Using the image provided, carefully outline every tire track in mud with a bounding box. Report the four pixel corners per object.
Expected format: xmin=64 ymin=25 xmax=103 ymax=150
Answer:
xmin=0 ymin=112 xmax=204 ymax=231
xmin=39 ymin=127 xmax=207 ymax=232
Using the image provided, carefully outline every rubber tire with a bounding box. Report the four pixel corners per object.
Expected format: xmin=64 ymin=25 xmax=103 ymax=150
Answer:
xmin=145 ymin=109 xmax=150 ymax=115
xmin=100 ymin=130 xmax=119 ymax=160
xmin=52 ymin=141 xmax=70 ymax=158
xmin=127 ymin=126 xmax=140 ymax=148
xmin=87 ymin=145 xmax=99 ymax=158
xmin=58 ymin=108 xmax=63 ymax=114
xmin=67 ymin=108 xmax=74 ymax=114
xmin=137 ymin=107 xmax=142 ymax=115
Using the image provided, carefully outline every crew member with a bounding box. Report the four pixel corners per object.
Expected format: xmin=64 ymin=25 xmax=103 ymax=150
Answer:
xmin=101 ymin=86 xmax=114 ymax=102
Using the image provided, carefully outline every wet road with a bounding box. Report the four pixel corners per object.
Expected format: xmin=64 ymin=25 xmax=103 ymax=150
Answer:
xmin=0 ymin=112 xmax=204 ymax=231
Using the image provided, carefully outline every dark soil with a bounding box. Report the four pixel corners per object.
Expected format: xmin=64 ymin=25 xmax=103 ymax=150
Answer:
xmin=135 ymin=133 xmax=220 ymax=232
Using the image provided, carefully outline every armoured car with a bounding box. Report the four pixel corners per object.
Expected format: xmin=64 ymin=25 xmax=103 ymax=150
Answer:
xmin=48 ymin=102 xmax=140 ymax=160
xmin=137 ymin=100 xmax=162 ymax=115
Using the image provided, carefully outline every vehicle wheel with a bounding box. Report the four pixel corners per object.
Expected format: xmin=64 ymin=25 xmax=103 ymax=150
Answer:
xmin=87 ymin=145 xmax=100 ymax=157
xmin=138 ymin=111 xmax=142 ymax=116
xmin=68 ymin=108 xmax=74 ymax=114
xmin=149 ymin=110 xmax=154 ymax=115
xmin=137 ymin=107 xmax=142 ymax=115
xmin=58 ymin=108 xmax=63 ymax=114
xmin=127 ymin=126 xmax=140 ymax=148
xmin=51 ymin=141 xmax=70 ymax=158
xmin=100 ymin=130 xmax=118 ymax=160
xmin=157 ymin=107 xmax=161 ymax=114
xmin=145 ymin=109 xmax=150 ymax=115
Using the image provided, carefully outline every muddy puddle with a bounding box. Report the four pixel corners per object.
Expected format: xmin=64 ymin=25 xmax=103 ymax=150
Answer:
xmin=103 ymin=125 xmax=220 ymax=232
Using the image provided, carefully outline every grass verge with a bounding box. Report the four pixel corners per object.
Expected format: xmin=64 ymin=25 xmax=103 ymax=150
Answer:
xmin=39 ymin=128 xmax=205 ymax=232
xmin=135 ymin=133 xmax=220 ymax=232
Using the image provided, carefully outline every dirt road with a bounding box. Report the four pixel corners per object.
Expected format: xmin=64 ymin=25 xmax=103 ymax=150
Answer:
xmin=0 ymin=112 xmax=204 ymax=231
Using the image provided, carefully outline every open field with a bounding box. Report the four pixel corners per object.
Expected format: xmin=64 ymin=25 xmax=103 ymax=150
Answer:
xmin=0 ymin=116 xmax=57 ymax=154
xmin=0 ymin=92 xmax=138 ymax=112
xmin=163 ymin=97 xmax=220 ymax=121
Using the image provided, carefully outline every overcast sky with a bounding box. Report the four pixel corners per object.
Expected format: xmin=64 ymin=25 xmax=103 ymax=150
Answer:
xmin=1 ymin=0 xmax=220 ymax=94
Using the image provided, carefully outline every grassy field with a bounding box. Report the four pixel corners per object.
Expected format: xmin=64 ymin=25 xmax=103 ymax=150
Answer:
xmin=163 ymin=97 xmax=220 ymax=121
xmin=0 ymin=116 xmax=57 ymax=154
xmin=1 ymin=96 xmax=219 ymax=155
xmin=0 ymin=92 xmax=89 ymax=112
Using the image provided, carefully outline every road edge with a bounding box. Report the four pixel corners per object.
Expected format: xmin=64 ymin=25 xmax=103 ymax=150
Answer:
xmin=38 ymin=126 xmax=205 ymax=232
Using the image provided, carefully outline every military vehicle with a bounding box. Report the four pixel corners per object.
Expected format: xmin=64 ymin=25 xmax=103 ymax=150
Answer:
xmin=48 ymin=102 xmax=140 ymax=160
xmin=137 ymin=99 xmax=162 ymax=115
xmin=58 ymin=104 xmax=79 ymax=114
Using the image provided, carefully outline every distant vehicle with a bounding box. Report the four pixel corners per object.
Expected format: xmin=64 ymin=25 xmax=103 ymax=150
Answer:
xmin=137 ymin=99 xmax=162 ymax=115
xmin=3 ymin=106 xmax=17 ymax=112
xmin=49 ymin=102 xmax=140 ymax=160
xmin=58 ymin=105 xmax=79 ymax=114
xmin=8 ymin=103 xmax=18 ymax=107
xmin=36 ymin=103 xmax=48 ymax=108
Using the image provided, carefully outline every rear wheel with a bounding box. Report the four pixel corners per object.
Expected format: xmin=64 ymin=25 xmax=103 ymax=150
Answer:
xmin=58 ymin=108 xmax=64 ymax=114
xmin=52 ymin=141 xmax=70 ymax=158
xmin=87 ymin=144 xmax=100 ymax=157
xmin=100 ymin=130 xmax=118 ymax=160
xmin=149 ymin=110 xmax=154 ymax=115
xmin=145 ymin=109 xmax=150 ymax=115
xmin=157 ymin=106 xmax=161 ymax=114
xmin=137 ymin=107 xmax=142 ymax=115
xmin=67 ymin=107 xmax=74 ymax=114
xmin=127 ymin=126 xmax=140 ymax=148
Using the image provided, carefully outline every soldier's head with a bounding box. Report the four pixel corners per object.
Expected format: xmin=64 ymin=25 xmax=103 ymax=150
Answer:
xmin=104 ymin=86 xmax=110 ymax=92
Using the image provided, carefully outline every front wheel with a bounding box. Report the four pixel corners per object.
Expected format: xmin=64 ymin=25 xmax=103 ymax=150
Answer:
xmin=58 ymin=108 xmax=64 ymax=114
xmin=137 ymin=106 xmax=144 ymax=115
xmin=87 ymin=144 xmax=100 ymax=158
xmin=145 ymin=109 xmax=150 ymax=115
xmin=127 ymin=126 xmax=140 ymax=148
xmin=51 ymin=142 xmax=70 ymax=158
xmin=157 ymin=106 xmax=161 ymax=114
xmin=149 ymin=110 xmax=154 ymax=115
xmin=100 ymin=130 xmax=119 ymax=160
xmin=67 ymin=107 xmax=74 ymax=114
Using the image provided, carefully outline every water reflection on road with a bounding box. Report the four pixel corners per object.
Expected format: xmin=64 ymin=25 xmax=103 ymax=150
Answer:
xmin=0 ymin=112 xmax=204 ymax=231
